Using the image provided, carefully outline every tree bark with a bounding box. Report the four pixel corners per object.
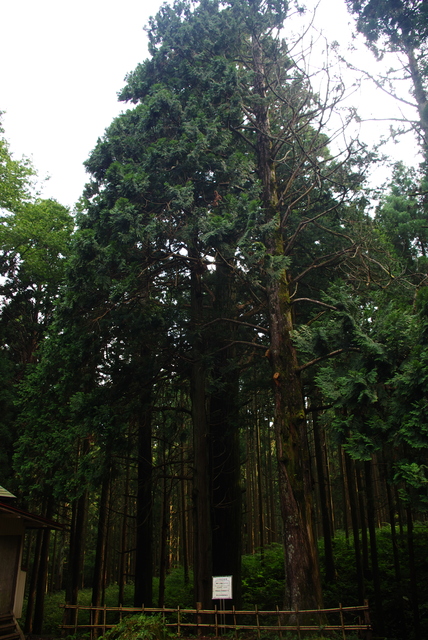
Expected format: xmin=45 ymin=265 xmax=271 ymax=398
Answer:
xmin=134 ymin=397 xmax=153 ymax=607
xmin=210 ymin=252 xmax=242 ymax=607
xmin=364 ymin=458 xmax=385 ymax=635
xmin=33 ymin=500 xmax=54 ymax=634
xmin=344 ymin=452 xmax=365 ymax=603
xmin=251 ymin=32 xmax=323 ymax=611
xmin=190 ymin=240 xmax=212 ymax=609
xmin=24 ymin=528 xmax=43 ymax=633
xmin=91 ymin=470 xmax=111 ymax=634
xmin=312 ymin=407 xmax=335 ymax=582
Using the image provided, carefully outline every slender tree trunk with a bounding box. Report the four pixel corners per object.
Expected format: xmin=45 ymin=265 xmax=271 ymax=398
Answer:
xmin=118 ymin=458 xmax=130 ymax=606
xmin=364 ymin=458 xmax=384 ymax=635
xmin=356 ymin=463 xmax=370 ymax=577
xmin=33 ymin=500 xmax=54 ymax=634
xmin=24 ymin=529 xmax=43 ymax=633
xmin=255 ymin=411 xmax=265 ymax=558
xmin=65 ymin=440 xmax=90 ymax=626
xmin=382 ymin=453 xmax=404 ymax=628
xmin=344 ymin=452 xmax=365 ymax=603
xmin=180 ymin=437 xmax=190 ymax=584
xmin=339 ymin=445 xmax=349 ymax=542
xmin=91 ymin=470 xmax=111 ymax=634
xmin=134 ymin=393 xmax=153 ymax=607
xmin=312 ymin=407 xmax=335 ymax=582
xmin=406 ymin=505 xmax=420 ymax=637
xmin=158 ymin=440 xmax=170 ymax=608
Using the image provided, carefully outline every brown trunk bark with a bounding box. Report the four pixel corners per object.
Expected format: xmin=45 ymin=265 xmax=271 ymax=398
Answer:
xmin=65 ymin=479 xmax=89 ymax=627
xmin=118 ymin=458 xmax=130 ymax=606
xmin=344 ymin=452 xmax=365 ymax=603
xmin=356 ymin=463 xmax=370 ymax=577
xmin=406 ymin=505 xmax=421 ymax=637
xmin=91 ymin=470 xmax=110 ymax=634
xmin=158 ymin=441 xmax=170 ymax=608
xmin=210 ymin=252 xmax=242 ymax=607
xmin=364 ymin=458 xmax=384 ymax=635
xmin=251 ymin=32 xmax=323 ymax=611
xmin=24 ymin=528 xmax=43 ymax=633
xmin=190 ymin=240 xmax=212 ymax=609
xmin=33 ymin=500 xmax=54 ymax=634
xmin=134 ymin=399 xmax=153 ymax=607
xmin=312 ymin=407 xmax=335 ymax=582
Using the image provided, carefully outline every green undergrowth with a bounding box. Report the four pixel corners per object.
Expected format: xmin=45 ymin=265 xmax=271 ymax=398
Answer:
xmin=33 ymin=524 xmax=428 ymax=640
xmin=102 ymin=614 xmax=173 ymax=640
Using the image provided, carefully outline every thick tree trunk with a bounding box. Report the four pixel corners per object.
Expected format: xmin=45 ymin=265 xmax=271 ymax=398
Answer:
xmin=251 ymin=32 xmax=323 ymax=611
xmin=190 ymin=241 xmax=212 ymax=609
xmin=268 ymin=284 xmax=323 ymax=610
xmin=210 ymin=253 xmax=242 ymax=607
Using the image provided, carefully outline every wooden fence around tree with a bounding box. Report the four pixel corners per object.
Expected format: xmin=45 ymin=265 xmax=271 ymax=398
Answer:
xmin=60 ymin=602 xmax=372 ymax=639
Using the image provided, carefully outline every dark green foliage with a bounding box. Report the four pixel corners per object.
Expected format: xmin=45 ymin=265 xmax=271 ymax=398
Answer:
xmin=346 ymin=0 xmax=428 ymax=49
xmin=320 ymin=526 xmax=428 ymax=640
xmin=241 ymin=544 xmax=285 ymax=609
xmin=163 ymin=567 xmax=194 ymax=609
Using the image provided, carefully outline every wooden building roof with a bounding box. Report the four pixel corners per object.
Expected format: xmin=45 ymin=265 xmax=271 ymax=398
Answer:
xmin=0 ymin=501 xmax=63 ymax=530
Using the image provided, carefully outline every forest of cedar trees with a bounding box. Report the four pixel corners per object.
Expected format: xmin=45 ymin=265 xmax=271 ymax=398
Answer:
xmin=1 ymin=1 xmax=428 ymax=639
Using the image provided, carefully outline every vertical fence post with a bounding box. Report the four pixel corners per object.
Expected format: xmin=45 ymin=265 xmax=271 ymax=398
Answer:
xmin=215 ymin=604 xmax=219 ymax=638
xmin=233 ymin=605 xmax=237 ymax=639
xmin=196 ymin=602 xmax=202 ymax=636
xmin=364 ymin=599 xmax=371 ymax=639
xmin=255 ymin=605 xmax=260 ymax=640
xmin=339 ymin=603 xmax=346 ymax=640
xmin=177 ymin=605 xmax=181 ymax=636
xmin=276 ymin=605 xmax=282 ymax=640
xmin=295 ymin=606 xmax=301 ymax=640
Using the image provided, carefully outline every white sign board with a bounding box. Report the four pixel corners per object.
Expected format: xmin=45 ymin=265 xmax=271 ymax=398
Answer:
xmin=212 ymin=575 xmax=233 ymax=600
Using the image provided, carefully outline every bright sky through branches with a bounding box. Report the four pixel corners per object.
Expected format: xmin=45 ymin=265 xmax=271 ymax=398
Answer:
xmin=0 ymin=0 xmax=421 ymax=209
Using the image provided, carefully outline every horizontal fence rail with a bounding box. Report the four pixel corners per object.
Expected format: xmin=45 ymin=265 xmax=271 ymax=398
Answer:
xmin=60 ymin=601 xmax=372 ymax=639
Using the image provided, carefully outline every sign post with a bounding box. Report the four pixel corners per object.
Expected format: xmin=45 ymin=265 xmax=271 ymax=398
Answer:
xmin=212 ymin=576 xmax=232 ymax=634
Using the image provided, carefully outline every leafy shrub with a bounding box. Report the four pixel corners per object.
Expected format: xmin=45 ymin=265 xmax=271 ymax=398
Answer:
xmin=163 ymin=566 xmax=193 ymax=608
xmin=101 ymin=614 xmax=173 ymax=640
xmin=241 ymin=543 xmax=285 ymax=608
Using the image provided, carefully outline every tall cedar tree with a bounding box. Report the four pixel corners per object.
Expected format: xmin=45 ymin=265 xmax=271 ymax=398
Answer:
xmin=83 ymin=0 xmax=365 ymax=611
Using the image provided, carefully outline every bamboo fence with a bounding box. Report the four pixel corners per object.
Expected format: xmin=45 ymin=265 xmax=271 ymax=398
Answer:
xmin=60 ymin=601 xmax=372 ymax=639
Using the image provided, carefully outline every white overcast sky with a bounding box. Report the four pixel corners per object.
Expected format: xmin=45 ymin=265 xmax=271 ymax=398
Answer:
xmin=0 ymin=0 xmax=421 ymax=209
